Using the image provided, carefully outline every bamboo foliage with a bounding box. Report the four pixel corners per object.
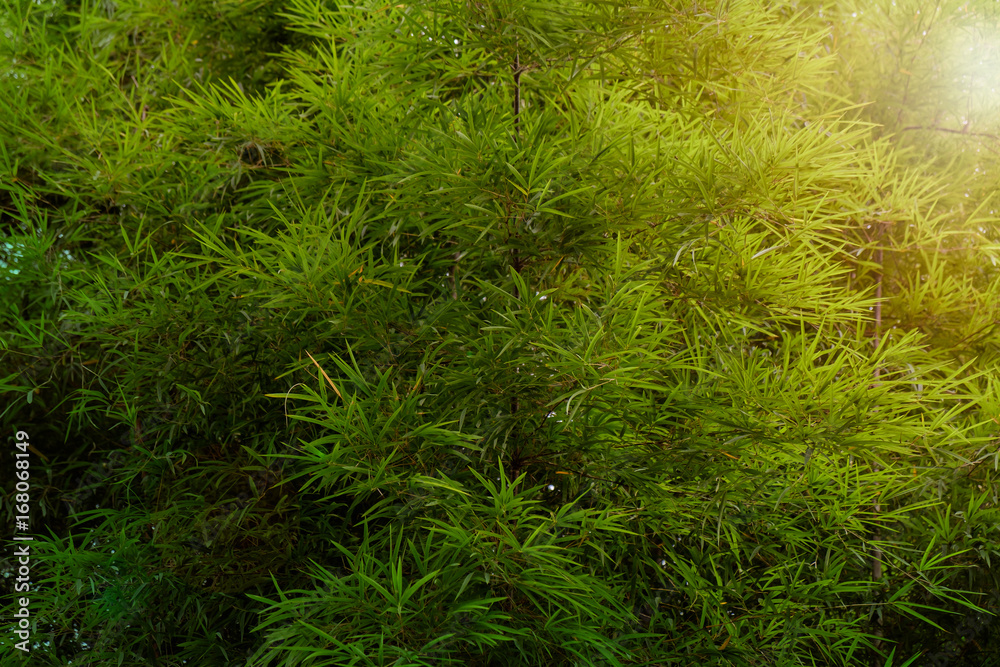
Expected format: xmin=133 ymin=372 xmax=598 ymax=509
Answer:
xmin=3 ymin=0 xmax=1000 ymax=665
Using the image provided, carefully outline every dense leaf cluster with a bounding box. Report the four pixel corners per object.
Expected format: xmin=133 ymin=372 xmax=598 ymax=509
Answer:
xmin=3 ymin=0 xmax=1000 ymax=665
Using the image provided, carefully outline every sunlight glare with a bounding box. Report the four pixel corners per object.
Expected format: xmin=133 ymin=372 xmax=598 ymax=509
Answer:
xmin=948 ymin=25 xmax=1000 ymax=119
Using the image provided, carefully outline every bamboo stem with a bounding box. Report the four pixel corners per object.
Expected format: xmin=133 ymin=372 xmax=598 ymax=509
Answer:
xmin=870 ymin=239 xmax=884 ymax=666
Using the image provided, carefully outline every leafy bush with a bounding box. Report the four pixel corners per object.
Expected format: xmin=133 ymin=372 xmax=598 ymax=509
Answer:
xmin=3 ymin=0 xmax=1000 ymax=665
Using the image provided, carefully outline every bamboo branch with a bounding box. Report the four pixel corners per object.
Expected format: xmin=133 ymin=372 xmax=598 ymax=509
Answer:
xmin=870 ymin=233 xmax=885 ymax=667
xmin=899 ymin=124 xmax=999 ymax=141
